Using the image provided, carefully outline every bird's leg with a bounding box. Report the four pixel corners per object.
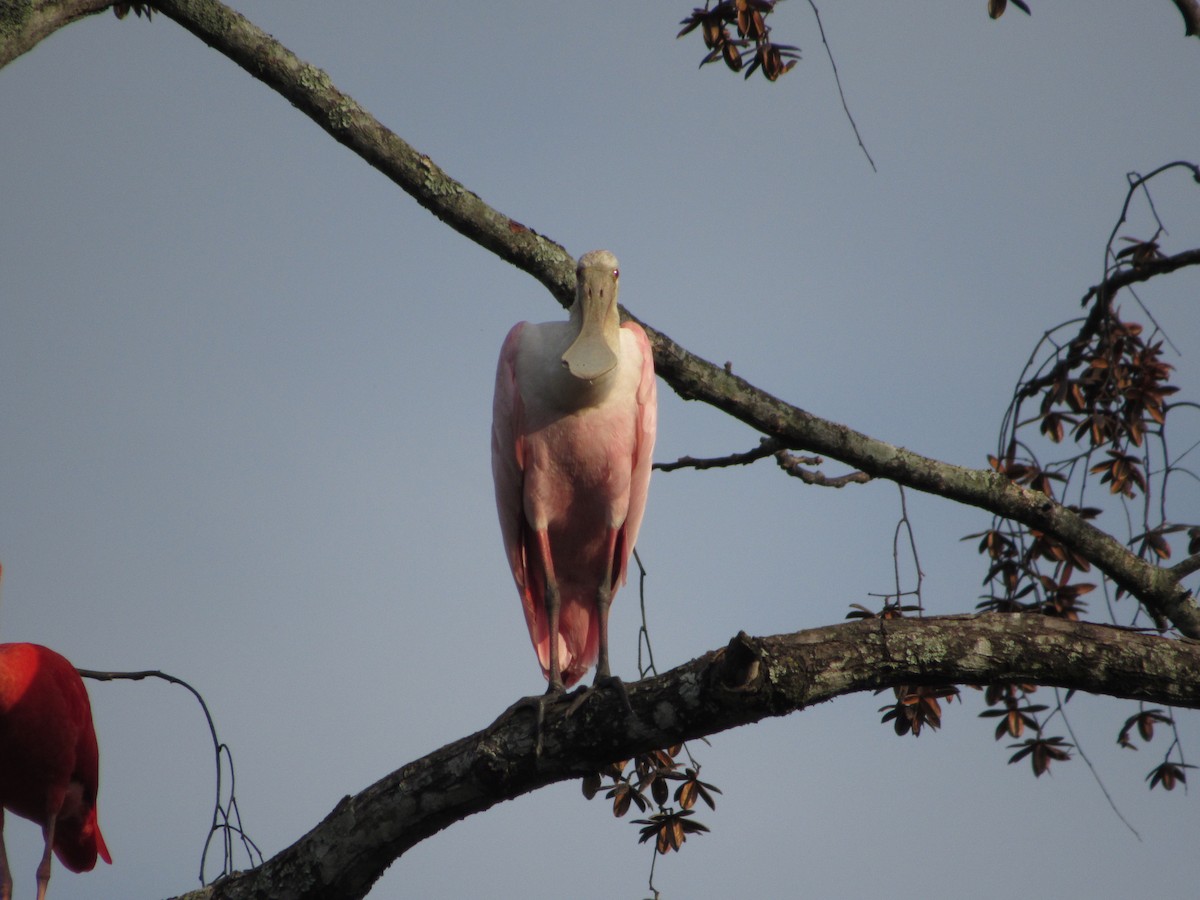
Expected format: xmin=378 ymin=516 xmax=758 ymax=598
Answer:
xmin=0 ymin=808 xmax=12 ymax=900
xmin=567 ymin=528 xmax=632 ymax=716
xmin=524 ymin=528 xmax=565 ymax=756
xmin=35 ymin=810 xmax=56 ymax=900
xmin=594 ymin=578 xmax=615 ymax=682
xmin=489 ymin=530 xmax=566 ymax=757
xmin=536 ymin=528 xmax=566 ymax=695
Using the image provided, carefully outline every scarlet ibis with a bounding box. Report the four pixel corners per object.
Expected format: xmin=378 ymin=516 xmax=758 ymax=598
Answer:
xmin=0 ymin=642 xmax=111 ymax=900
xmin=492 ymin=250 xmax=657 ymax=695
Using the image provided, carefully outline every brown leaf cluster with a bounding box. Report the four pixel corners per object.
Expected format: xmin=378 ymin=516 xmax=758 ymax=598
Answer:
xmin=845 ymin=600 xmax=921 ymax=621
xmin=966 ymin=500 xmax=1097 ymax=619
xmin=678 ymin=1 xmax=799 ymax=81
xmin=1008 ymin=735 xmax=1072 ymax=777
xmin=879 ymin=685 xmax=960 ymax=737
xmin=987 ymin=0 xmax=1032 ymax=19
xmin=962 ymin=163 xmax=1200 ymax=791
xmin=1117 ymin=708 xmax=1173 ymax=749
xmin=1115 ymin=707 xmax=1194 ymax=790
xmin=1031 ymin=308 xmax=1177 ymax=494
xmin=113 ymin=2 xmax=154 ymax=19
xmin=584 ymin=746 xmax=721 ymax=855
xmin=633 ymin=809 xmax=711 ymax=854
xmin=968 ymin=222 xmax=1191 ymax=624
xmin=978 ymin=684 xmax=1046 ymax=740
xmin=1146 ymin=761 xmax=1193 ymax=791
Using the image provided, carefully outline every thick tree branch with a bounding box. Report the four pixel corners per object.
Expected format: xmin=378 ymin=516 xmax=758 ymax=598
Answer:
xmin=3 ymin=0 xmax=1196 ymax=636
xmin=1170 ymin=0 xmax=1200 ymax=36
xmin=0 ymin=0 xmax=110 ymax=68
xmin=165 ymin=614 xmax=1200 ymax=900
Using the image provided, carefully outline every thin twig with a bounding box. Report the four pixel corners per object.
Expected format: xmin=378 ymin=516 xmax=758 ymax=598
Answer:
xmin=654 ymin=438 xmax=781 ymax=472
xmin=893 ymin=486 xmax=925 ymax=613
xmin=774 ymin=449 xmax=872 ymax=487
xmin=1170 ymin=553 xmax=1200 ymax=580
xmin=78 ymin=668 xmax=263 ymax=882
xmin=806 ymin=0 xmax=876 ymax=172
xmin=1053 ymin=687 xmax=1142 ymax=840
xmin=635 ymin=548 xmax=658 ymax=679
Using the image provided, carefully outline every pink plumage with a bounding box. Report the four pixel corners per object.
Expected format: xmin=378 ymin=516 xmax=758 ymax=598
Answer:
xmin=492 ymin=251 xmax=657 ymax=689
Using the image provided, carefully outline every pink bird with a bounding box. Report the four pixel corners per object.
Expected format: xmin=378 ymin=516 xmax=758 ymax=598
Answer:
xmin=492 ymin=249 xmax=657 ymax=696
xmin=0 ymin=641 xmax=112 ymax=900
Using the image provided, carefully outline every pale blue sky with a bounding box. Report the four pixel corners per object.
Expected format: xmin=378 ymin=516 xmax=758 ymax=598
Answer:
xmin=2 ymin=3 xmax=1200 ymax=898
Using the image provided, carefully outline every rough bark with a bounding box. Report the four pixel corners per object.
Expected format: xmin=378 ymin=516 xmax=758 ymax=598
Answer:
xmin=163 ymin=614 xmax=1200 ymax=900
xmin=0 ymin=0 xmax=113 ymax=68
xmin=1170 ymin=0 xmax=1200 ymax=36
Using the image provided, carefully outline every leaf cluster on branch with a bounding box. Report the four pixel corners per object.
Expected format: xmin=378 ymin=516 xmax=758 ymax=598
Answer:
xmin=677 ymin=0 xmax=799 ymax=80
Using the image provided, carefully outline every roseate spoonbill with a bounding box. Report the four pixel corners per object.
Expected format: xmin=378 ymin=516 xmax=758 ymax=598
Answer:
xmin=492 ymin=249 xmax=657 ymax=700
xmin=0 ymin=642 xmax=111 ymax=900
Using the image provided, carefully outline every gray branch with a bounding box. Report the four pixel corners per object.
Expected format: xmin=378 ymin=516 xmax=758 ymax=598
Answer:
xmin=166 ymin=615 xmax=1200 ymax=900
xmin=1170 ymin=0 xmax=1200 ymax=36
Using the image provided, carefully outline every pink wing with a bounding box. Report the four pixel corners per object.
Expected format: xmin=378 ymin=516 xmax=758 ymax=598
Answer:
xmin=490 ymin=324 xmax=557 ymax=677
xmin=491 ymin=323 xmax=529 ymax=604
xmin=614 ymin=321 xmax=657 ymax=586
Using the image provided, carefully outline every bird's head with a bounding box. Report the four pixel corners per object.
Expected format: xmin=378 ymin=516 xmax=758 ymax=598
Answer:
xmin=562 ymin=250 xmax=621 ymax=381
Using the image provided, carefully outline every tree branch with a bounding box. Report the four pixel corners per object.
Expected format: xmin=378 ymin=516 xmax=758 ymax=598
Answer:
xmin=773 ymin=447 xmax=872 ymax=486
xmin=3 ymin=0 xmax=1197 ymax=637
xmin=0 ymin=0 xmax=111 ymax=69
xmin=1081 ymin=246 xmax=1200 ymax=307
xmin=654 ymin=438 xmax=782 ymax=472
xmin=165 ymin=614 xmax=1200 ymax=900
xmin=1170 ymin=0 xmax=1200 ymax=36
xmin=1171 ymin=552 xmax=1200 ymax=580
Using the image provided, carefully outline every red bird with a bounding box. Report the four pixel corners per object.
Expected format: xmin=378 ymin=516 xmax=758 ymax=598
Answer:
xmin=0 ymin=641 xmax=111 ymax=900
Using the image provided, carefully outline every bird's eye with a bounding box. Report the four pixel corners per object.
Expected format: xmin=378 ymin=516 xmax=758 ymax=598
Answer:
xmin=612 ymin=268 xmax=620 ymax=279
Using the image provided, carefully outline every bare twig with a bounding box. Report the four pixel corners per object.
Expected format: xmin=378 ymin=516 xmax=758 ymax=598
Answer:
xmin=1053 ymin=687 xmax=1142 ymax=840
xmin=78 ymin=668 xmax=262 ymax=883
xmin=774 ymin=448 xmax=872 ymax=487
xmin=654 ymin=438 xmax=782 ymax=472
xmin=806 ymin=0 xmax=876 ymax=171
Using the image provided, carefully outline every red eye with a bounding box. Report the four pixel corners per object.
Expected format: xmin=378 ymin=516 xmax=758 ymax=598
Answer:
xmin=613 ymin=268 xmax=620 ymax=279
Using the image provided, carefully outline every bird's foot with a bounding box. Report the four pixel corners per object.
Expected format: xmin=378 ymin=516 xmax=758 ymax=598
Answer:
xmin=565 ymin=673 xmax=632 ymax=717
xmin=493 ymin=686 xmax=565 ymax=757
